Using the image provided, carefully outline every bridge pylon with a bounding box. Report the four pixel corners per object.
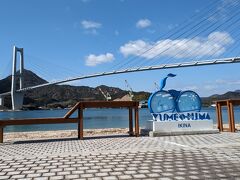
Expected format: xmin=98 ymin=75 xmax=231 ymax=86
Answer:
xmin=11 ymin=46 xmax=24 ymax=110
xmin=0 ymin=97 xmax=4 ymax=106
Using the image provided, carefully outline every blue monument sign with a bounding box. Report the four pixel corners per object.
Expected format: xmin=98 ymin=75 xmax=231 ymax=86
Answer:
xmin=145 ymin=74 xmax=215 ymax=134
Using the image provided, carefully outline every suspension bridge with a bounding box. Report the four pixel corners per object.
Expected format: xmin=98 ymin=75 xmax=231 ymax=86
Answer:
xmin=0 ymin=46 xmax=240 ymax=110
xmin=1 ymin=0 xmax=240 ymax=110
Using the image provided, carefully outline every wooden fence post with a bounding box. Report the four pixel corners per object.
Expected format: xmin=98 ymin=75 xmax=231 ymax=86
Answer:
xmin=216 ymin=102 xmax=223 ymax=132
xmin=129 ymin=108 xmax=133 ymax=136
xmin=0 ymin=126 xmax=3 ymax=143
xmin=229 ymin=101 xmax=235 ymax=132
xmin=78 ymin=103 xmax=84 ymax=140
xmin=134 ymin=107 xmax=139 ymax=137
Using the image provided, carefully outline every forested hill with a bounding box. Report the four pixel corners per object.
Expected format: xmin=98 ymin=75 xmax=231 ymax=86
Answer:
xmin=0 ymin=70 xmax=150 ymax=109
xmin=0 ymin=70 xmax=239 ymax=109
xmin=201 ymin=90 xmax=240 ymax=106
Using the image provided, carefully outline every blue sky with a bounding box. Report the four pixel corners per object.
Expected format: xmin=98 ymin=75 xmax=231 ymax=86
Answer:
xmin=1 ymin=0 xmax=240 ymax=96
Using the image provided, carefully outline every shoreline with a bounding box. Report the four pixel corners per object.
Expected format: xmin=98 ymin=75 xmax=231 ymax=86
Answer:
xmin=3 ymin=124 xmax=240 ymax=142
xmin=3 ymin=128 xmax=130 ymax=142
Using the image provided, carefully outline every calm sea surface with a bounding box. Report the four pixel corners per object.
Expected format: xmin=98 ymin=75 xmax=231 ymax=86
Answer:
xmin=0 ymin=107 xmax=239 ymax=132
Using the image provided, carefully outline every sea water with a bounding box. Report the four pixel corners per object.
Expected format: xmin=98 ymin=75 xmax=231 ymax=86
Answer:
xmin=0 ymin=107 xmax=239 ymax=132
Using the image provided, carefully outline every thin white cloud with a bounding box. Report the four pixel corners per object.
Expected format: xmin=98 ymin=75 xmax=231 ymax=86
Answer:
xmin=85 ymin=53 xmax=115 ymax=66
xmin=81 ymin=20 xmax=102 ymax=29
xmin=167 ymin=24 xmax=179 ymax=30
xmin=198 ymin=78 xmax=240 ymax=96
xmin=216 ymin=79 xmax=240 ymax=85
xmin=85 ymin=29 xmax=98 ymax=35
xmin=81 ymin=0 xmax=91 ymax=3
xmin=182 ymin=86 xmax=198 ymax=91
xmin=195 ymin=9 xmax=200 ymax=13
xmin=73 ymin=22 xmax=79 ymax=29
xmin=204 ymin=85 xmax=217 ymax=91
xmin=136 ymin=19 xmax=151 ymax=29
xmin=119 ymin=31 xmax=234 ymax=59
xmin=65 ymin=6 xmax=71 ymax=12
xmin=114 ymin=30 xmax=119 ymax=36
xmin=147 ymin=29 xmax=156 ymax=34
xmin=208 ymin=0 xmax=238 ymax=22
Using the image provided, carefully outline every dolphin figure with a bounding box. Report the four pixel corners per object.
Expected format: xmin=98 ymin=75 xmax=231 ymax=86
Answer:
xmin=160 ymin=73 xmax=176 ymax=90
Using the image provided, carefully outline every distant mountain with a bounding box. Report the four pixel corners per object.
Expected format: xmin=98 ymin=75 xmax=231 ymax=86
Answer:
xmin=0 ymin=70 xmax=150 ymax=109
xmin=202 ymin=90 xmax=240 ymax=106
xmin=1 ymin=70 xmax=240 ymax=109
xmin=208 ymin=90 xmax=240 ymax=100
xmin=0 ymin=70 xmax=47 ymax=94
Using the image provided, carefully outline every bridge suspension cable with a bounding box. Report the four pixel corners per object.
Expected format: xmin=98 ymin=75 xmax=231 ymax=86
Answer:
xmin=2 ymin=0 xmax=240 ymax=95
xmin=25 ymin=54 xmax=84 ymax=83
xmin=108 ymin=0 xmax=240 ymax=71
xmin=134 ymin=1 xmax=240 ymax=68
xmin=0 ymin=57 xmax=11 ymax=80
xmin=17 ymin=56 xmax=240 ymax=92
xmin=152 ymin=6 xmax=240 ymax=67
xmin=220 ymin=22 xmax=240 ymax=58
xmin=108 ymin=0 xmax=221 ymax=71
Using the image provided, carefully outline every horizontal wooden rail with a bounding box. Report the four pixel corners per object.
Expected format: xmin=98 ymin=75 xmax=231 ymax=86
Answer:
xmin=79 ymin=101 xmax=139 ymax=108
xmin=0 ymin=118 xmax=78 ymax=126
xmin=215 ymin=99 xmax=240 ymax=106
xmin=0 ymin=117 xmax=79 ymax=143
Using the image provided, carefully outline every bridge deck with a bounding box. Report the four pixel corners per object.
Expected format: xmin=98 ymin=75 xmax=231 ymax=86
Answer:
xmin=1 ymin=57 xmax=240 ymax=96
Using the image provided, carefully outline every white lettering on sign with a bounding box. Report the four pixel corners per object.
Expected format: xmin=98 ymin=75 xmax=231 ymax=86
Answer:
xmin=152 ymin=112 xmax=211 ymax=121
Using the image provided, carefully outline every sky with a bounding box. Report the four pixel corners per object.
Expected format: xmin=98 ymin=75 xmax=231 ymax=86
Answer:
xmin=1 ymin=0 xmax=240 ymax=97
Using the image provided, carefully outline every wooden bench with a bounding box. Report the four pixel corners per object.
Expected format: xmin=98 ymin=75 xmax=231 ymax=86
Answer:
xmin=0 ymin=101 xmax=139 ymax=143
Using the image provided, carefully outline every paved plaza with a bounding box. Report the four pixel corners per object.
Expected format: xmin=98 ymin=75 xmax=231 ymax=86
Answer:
xmin=0 ymin=132 xmax=240 ymax=179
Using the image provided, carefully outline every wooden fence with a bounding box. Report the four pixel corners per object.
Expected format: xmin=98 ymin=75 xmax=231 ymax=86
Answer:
xmin=0 ymin=101 xmax=139 ymax=143
xmin=216 ymin=99 xmax=240 ymax=132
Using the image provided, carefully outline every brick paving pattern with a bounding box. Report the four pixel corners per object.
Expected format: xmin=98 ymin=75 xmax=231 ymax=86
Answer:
xmin=0 ymin=132 xmax=240 ymax=179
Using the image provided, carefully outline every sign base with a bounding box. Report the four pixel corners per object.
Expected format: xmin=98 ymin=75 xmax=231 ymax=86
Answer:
xmin=143 ymin=119 xmax=219 ymax=136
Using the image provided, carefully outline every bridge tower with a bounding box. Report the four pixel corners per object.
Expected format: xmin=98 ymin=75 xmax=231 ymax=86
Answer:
xmin=0 ymin=97 xmax=4 ymax=106
xmin=11 ymin=46 xmax=24 ymax=110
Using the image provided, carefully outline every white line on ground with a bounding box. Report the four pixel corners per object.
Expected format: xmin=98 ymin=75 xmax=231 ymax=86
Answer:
xmin=163 ymin=141 xmax=193 ymax=148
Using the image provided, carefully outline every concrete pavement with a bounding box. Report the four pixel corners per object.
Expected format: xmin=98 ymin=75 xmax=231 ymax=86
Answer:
xmin=0 ymin=132 xmax=240 ymax=179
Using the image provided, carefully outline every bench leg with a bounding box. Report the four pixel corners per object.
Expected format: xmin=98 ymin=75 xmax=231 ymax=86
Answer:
xmin=0 ymin=126 xmax=3 ymax=143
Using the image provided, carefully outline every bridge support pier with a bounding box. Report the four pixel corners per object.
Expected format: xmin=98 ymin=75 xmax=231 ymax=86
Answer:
xmin=0 ymin=97 xmax=4 ymax=106
xmin=11 ymin=93 xmax=24 ymax=110
xmin=11 ymin=46 xmax=24 ymax=110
